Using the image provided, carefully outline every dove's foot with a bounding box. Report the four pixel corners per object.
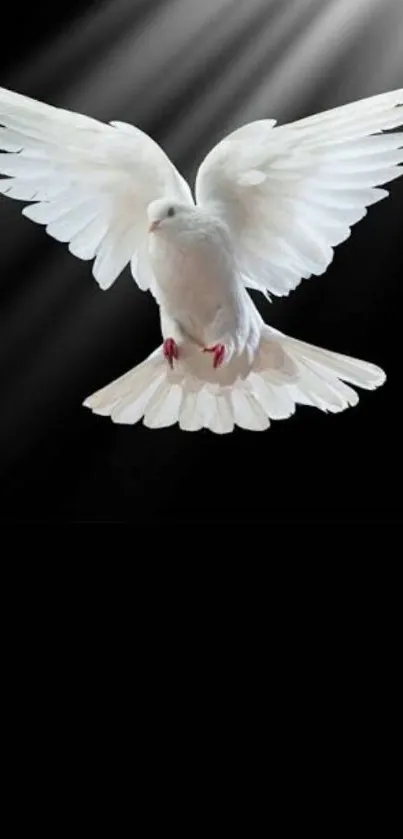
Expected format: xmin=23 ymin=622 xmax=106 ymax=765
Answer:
xmin=163 ymin=338 xmax=179 ymax=368
xmin=203 ymin=343 xmax=226 ymax=369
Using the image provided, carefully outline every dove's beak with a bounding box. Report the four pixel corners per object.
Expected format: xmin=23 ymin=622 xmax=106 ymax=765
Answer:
xmin=148 ymin=220 xmax=160 ymax=233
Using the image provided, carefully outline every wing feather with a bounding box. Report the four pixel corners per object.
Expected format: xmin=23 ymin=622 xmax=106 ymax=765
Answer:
xmin=195 ymin=88 xmax=403 ymax=297
xmin=0 ymin=86 xmax=193 ymax=291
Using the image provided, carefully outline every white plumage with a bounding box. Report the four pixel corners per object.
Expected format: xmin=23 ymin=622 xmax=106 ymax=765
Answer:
xmin=1 ymin=85 xmax=402 ymax=433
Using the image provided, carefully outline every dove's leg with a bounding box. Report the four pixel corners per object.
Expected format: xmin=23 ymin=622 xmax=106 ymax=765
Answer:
xmin=163 ymin=338 xmax=179 ymax=368
xmin=202 ymin=306 xmax=238 ymax=368
xmin=202 ymin=344 xmax=226 ymax=368
xmin=160 ymin=309 xmax=187 ymax=368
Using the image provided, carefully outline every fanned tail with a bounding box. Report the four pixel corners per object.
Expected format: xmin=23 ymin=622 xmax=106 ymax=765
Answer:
xmin=83 ymin=326 xmax=385 ymax=434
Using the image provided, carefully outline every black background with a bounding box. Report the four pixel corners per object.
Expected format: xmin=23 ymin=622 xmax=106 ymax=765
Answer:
xmin=0 ymin=0 xmax=402 ymax=521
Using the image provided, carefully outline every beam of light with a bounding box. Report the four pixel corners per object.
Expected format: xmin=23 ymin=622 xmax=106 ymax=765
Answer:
xmin=167 ymin=0 xmax=322 ymax=167
xmin=171 ymin=0 xmax=396 ymax=169
xmin=7 ymin=0 xmax=158 ymax=96
xmin=69 ymin=0 xmax=239 ymax=122
xmin=231 ymin=0 xmax=397 ymax=124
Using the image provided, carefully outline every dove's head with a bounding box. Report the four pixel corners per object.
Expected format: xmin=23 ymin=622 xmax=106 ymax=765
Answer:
xmin=147 ymin=198 xmax=195 ymax=235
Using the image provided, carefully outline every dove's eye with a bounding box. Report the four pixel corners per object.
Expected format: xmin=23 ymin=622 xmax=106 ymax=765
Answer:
xmin=167 ymin=207 xmax=175 ymax=217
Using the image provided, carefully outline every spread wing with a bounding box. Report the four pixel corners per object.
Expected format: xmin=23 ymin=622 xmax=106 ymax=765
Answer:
xmin=195 ymin=89 xmax=403 ymax=298
xmin=0 ymin=86 xmax=193 ymax=291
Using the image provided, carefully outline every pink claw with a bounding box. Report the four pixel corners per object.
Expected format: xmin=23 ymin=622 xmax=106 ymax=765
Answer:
xmin=203 ymin=343 xmax=226 ymax=369
xmin=163 ymin=338 xmax=179 ymax=368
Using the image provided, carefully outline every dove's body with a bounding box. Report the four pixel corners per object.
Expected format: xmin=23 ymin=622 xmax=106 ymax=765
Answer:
xmin=147 ymin=206 xmax=262 ymax=372
xmin=149 ymin=210 xmax=240 ymax=342
xmin=1 ymin=84 xmax=402 ymax=432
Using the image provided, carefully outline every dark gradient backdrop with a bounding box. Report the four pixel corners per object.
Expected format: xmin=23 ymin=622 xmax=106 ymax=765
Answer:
xmin=1 ymin=0 xmax=402 ymax=522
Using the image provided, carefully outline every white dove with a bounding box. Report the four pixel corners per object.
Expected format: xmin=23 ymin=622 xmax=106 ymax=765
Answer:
xmin=1 ymin=85 xmax=402 ymax=433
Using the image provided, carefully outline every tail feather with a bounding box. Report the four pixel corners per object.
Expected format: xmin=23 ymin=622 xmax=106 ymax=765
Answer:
xmin=230 ymin=389 xmax=270 ymax=431
xmin=292 ymin=362 xmax=355 ymax=413
xmin=248 ymin=374 xmax=296 ymax=419
xmin=280 ymin=330 xmax=386 ymax=389
xmin=83 ymin=326 xmax=386 ymax=433
xmin=143 ymin=382 xmax=184 ymax=429
xmin=178 ymin=390 xmax=203 ymax=432
xmin=209 ymin=393 xmax=234 ymax=434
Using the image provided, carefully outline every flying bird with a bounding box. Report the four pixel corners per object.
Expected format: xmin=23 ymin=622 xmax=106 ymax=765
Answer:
xmin=1 ymin=85 xmax=402 ymax=433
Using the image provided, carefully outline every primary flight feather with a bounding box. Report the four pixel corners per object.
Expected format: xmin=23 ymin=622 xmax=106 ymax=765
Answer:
xmin=1 ymin=85 xmax=402 ymax=433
